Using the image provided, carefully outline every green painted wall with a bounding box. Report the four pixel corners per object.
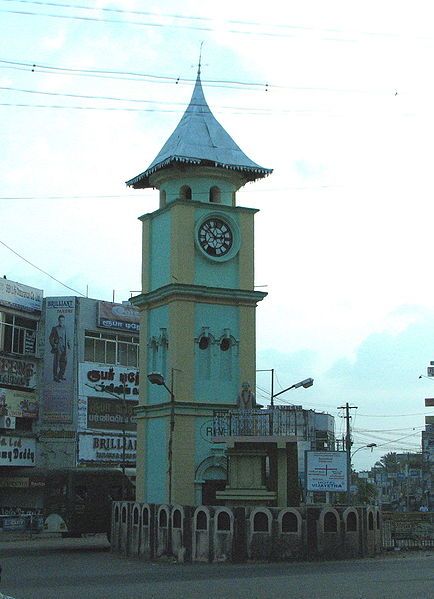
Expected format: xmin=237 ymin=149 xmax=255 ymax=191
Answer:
xmin=145 ymin=417 xmax=167 ymax=503
xmin=149 ymin=210 xmax=171 ymax=290
xmin=194 ymin=302 xmax=240 ymax=404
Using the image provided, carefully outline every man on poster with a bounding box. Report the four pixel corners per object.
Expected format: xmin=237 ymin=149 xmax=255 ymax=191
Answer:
xmin=49 ymin=315 xmax=70 ymax=382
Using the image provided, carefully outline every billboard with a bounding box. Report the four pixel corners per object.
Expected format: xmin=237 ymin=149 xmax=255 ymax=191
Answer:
xmin=77 ymin=432 xmax=136 ymax=465
xmin=0 ymin=435 xmax=36 ymax=467
xmin=0 ymin=387 xmax=39 ymax=418
xmin=0 ymin=356 xmax=37 ymax=389
xmin=42 ymin=297 xmax=76 ymax=422
xmin=97 ymin=301 xmax=140 ymax=332
xmin=0 ymin=278 xmax=43 ymax=313
xmin=306 ymin=451 xmax=347 ymax=492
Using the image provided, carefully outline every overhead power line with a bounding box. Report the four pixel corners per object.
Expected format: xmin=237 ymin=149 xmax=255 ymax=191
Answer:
xmin=2 ymin=0 xmax=430 ymax=43
xmin=0 ymin=238 xmax=86 ymax=296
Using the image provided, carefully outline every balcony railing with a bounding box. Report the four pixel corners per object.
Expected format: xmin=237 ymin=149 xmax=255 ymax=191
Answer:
xmin=213 ymin=407 xmax=315 ymax=439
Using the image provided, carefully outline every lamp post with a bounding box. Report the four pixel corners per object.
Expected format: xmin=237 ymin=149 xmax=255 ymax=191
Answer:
xmin=349 ymin=443 xmax=377 ymax=504
xmin=256 ymin=368 xmax=275 ymax=406
xmin=271 ymin=378 xmax=314 ymax=403
xmin=351 ymin=443 xmax=377 ymax=459
xmin=147 ymin=371 xmax=175 ymax=504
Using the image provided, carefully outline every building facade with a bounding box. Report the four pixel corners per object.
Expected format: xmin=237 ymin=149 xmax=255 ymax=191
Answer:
xmin=0 ymin=280 xmax=139 ymax=513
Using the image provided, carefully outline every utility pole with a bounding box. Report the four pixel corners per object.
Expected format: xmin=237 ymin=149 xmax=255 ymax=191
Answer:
xmin=338 ymin=402 xmax=358 ymax=504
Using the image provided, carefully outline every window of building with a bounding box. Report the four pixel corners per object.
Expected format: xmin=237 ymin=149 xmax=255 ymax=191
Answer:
xmin=0 ymin=311 xmax=38 ymax=356
xmin=179 ymin=185 xmax=192 ymax=200
xmin=209 ymin=186 xmax=221 ymax=203
xmin=84 ymin=331 xmax=139 ymax=367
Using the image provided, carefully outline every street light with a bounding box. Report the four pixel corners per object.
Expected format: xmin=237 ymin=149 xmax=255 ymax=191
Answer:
xmin=271 ymin=377 xmax=314 ymax=404
xmin=147 ymin=371 xmax=175 ymax=504
xmin=349 ymin=444 xmax=377 ymax=505
xmin=351 ymin=443 xmax=377 ymax=458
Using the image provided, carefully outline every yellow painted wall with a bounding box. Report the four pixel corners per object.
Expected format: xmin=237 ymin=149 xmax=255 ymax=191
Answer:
xmin=168 ymin=300 xmax=195 ymax=402
xmin=172 ymin=415 xmax=196 ymax=505
xmin=239 ymin=305 xmax=256 ymax=389
xmin=170 ymin=204 xmax=195 ymax=285
xmin=238 ymin=212 xmax=254 ymax=290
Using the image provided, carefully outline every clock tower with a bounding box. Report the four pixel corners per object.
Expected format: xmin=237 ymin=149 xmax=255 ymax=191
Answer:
xmin=129 ymin=67 xmax=272 ymax=505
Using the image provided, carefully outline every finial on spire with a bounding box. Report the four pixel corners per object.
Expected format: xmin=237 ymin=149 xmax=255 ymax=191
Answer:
xmin=198 ymin=41 xmax=205 ymax=77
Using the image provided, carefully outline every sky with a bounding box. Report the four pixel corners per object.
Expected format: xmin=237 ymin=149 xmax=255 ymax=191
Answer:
xmin=1 ymin=0 xmax=433 ymax=470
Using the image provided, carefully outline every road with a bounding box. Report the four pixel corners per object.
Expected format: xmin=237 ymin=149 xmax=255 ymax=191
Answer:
xmin=0 ymin=535 xmax=433 ymax=599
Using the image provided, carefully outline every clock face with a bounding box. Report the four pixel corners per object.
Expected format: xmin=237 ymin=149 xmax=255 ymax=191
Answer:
xmin=198 ymin=217 xmax=233 ymax=258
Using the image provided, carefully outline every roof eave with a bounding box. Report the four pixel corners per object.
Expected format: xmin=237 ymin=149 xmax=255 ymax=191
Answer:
xmin=126 ymin=157 xmax=273 ymax=189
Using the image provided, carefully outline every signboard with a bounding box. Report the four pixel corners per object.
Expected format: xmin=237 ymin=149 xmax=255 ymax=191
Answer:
xmin=0 ymin=476 xmax=45 ymax=488
xmin=0 ymin=278 xmax=43 ymax=313
xmin=42 ymin=298 xmax=76 ymax=422
xmin=427 ymin=366 xmax=434 ymax=377
xmin=77 ymin=432 xmax=136 ymax=465
xmin=0 ymin=388 xmax=39 ymax=418
xmin=78 ymin=363 xmax=139 ymax=398
xmin=87 ymin=397 xmax=137 ymax=432
xmin=0 ymin=435 xmax=36 ymax=467
xmin=306 ymin=451 xmax=347 ymax=492
xmin=98 ymin=301 xmax=140 ymax=332
xmin=425 ymin=398 xmax=434 ymax=407
xmin=426 ymin=416 xmax=434 ymax=426
xmin=0 ymin=356 xmax=37 ymax=389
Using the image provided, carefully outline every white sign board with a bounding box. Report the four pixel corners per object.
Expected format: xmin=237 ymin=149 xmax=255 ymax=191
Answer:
xmin=78 ymin=432 xmax=136 ymax=465
xmin=306 ymin=451 xmax=347 ymax=492
xmin=0 ymin=278 xmax=43 ymax=313
xmin=0 ymin=435 xmax=36 ymax=467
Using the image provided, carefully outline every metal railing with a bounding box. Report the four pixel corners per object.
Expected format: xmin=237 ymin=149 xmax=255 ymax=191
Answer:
xmin=213 ymin=407 xmax=315 ymax=439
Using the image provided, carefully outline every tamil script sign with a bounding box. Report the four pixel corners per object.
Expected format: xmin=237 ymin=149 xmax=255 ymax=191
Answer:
xmin=0 ymin=278 xmax=43 ymax=313
xmin=87 ymin=397 xmax=137 ymax=432
xmin=97 ymin=301 xmax=140 ymax=332
xmin=306 ymin=451 xmax=347 ymax=492
xmin=0 ymin=435 xmax=36 ymax=467
xmin=78 ymin=363 xmax=140 ymax=398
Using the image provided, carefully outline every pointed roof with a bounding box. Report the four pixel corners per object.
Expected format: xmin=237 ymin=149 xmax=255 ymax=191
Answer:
xmin=126 ymin=72 xmax=272 ymax=189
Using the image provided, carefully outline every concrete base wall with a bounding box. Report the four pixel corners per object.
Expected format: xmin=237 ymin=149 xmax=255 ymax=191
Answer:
xmin=111 ymin=502 xmax=382 ymax=562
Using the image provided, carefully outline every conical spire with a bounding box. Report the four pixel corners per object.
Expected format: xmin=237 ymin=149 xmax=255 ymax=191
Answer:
xmin=126 ymin=70 xmax=272 ymax=189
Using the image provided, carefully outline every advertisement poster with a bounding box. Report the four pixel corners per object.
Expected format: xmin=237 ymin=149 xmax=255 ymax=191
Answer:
xmin=0 ymin=435 xmax=36 ymax=467
xmin=0 ymin=278 xmax=43 ymax=313
xmin=78 ymin=363 xmax=139 ymax=399
xmin=0 ymin=357 xmax=37 ymax=389
xmin=42 ymin=297 xmax=76 ymax=422
xmin=97 ymin=301 xmax=140 ymax=332
xmin=0 ymin=387 xmax=39 ymax=418
xmin=306 ymin=451 xmax=347 ymax=492
xmin=78 ymin=432 xmax=136 ymax=465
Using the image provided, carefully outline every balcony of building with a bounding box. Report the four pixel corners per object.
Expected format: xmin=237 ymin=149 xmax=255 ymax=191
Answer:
xmin=212 ymin=406 xmax=317 ymax=444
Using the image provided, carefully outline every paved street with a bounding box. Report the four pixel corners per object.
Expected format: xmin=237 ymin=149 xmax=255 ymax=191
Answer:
xmin=0 ymin=535 xmax=433 ymax=599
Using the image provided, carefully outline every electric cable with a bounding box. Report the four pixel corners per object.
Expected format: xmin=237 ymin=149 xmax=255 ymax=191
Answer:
xmin=0 ymin=238 xmax=86 ymax=296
